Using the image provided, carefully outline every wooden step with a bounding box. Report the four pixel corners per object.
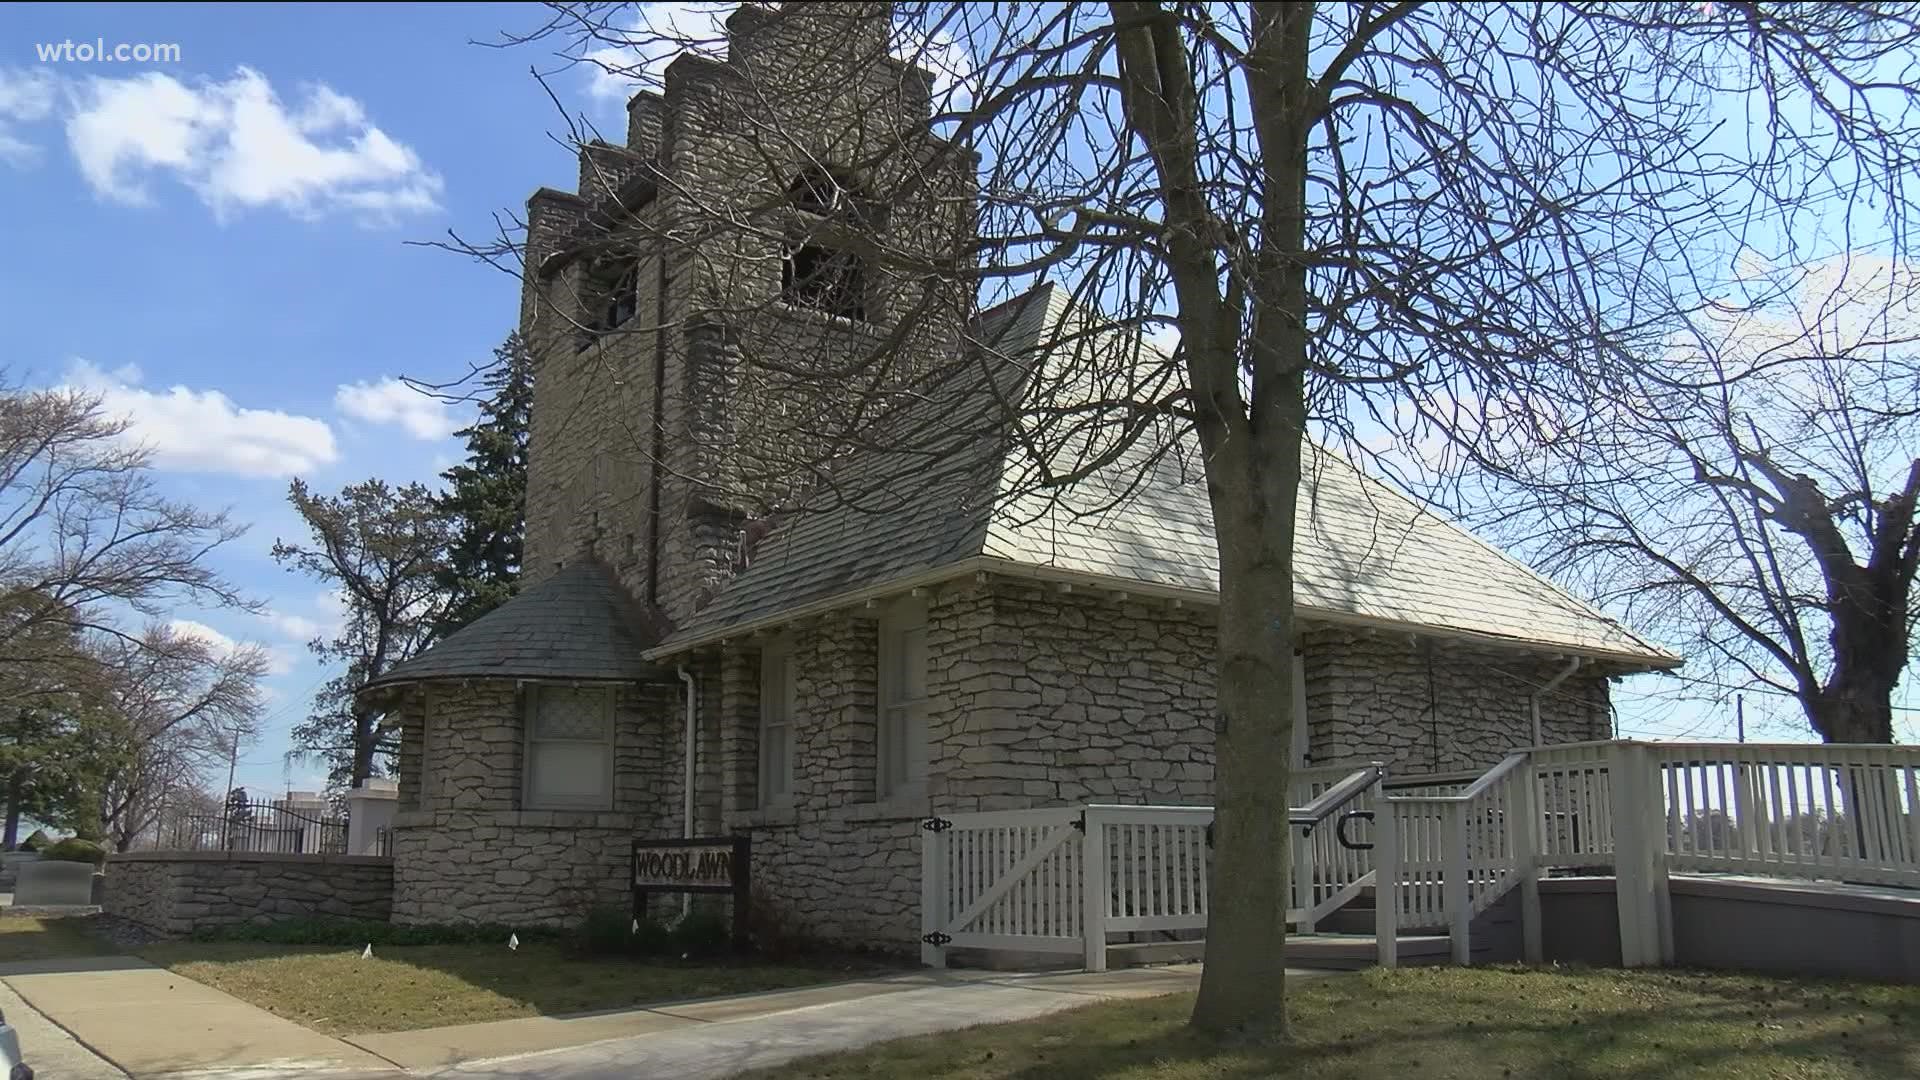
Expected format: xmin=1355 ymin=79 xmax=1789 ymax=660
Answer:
xmin=1106 ymin=932 xmax=1452 ymax=971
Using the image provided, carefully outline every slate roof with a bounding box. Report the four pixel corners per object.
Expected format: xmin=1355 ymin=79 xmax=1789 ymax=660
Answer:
xmin=365 ymin=559 xmax=673 ymax=691
xmin=655 ymin=283 xmax=1679 ymax=670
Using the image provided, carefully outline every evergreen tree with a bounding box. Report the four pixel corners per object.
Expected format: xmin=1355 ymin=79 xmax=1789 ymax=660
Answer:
xmin=433 ymin=334 xmax=532 ymax=638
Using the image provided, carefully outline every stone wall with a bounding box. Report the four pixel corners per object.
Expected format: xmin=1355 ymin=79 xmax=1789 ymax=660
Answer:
xmin=105 ymin=852 xmax=392 ymax=937
xmin=389 ymin=678 xmax=689 ymax=926
xmin=715 ymin=603 xmax=920 ymax=949
xmin=519 ymin=2 xmax=972 ymax=628
xmin=705 ymin=580 xmax=1615 ymax=950
xmin=390 ymin=811 xmax=639 ymax=926
xmin=1303 ymin=625 xmax=1613 ymax=774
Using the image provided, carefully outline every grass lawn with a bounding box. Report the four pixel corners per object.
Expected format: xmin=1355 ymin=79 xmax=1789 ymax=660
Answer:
xmin=137 ymin=939 xmax=891 ymax=1035
xmin=751 ymin=967 xmax=1920 ymax=1080
xmin=0 ymin=915 xmax=117 ymax=963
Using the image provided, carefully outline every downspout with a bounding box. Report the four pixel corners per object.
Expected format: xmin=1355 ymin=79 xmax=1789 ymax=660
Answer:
xmin=1531 ymin=658 xmax=1584 ymax=747
xmin=677 ymin=664 xmax=698 ymax=920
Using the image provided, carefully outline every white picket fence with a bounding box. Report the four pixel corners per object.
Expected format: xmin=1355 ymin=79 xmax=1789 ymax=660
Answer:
xmin=918 ymin=740 xmax=1920 ymax=972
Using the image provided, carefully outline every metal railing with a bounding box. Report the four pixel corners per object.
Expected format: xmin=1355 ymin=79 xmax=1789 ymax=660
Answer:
xmin=156 ymin=799 xmax=349 ymax=855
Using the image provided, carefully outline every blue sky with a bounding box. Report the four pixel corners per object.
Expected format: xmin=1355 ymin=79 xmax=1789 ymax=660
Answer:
xmin=0 ymin=3 xmax=1895 ymax=798
xmin=0 ymin=2 xmax=645 ymax=795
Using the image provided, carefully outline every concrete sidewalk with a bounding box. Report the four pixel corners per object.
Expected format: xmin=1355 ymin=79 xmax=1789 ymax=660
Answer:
xmin=426 ymin=964 xmax=1305 ymax=1080
xmin=0 ymin=974 xmax=125 ymax=1079
xmin=0 ymin=955 xmax=396 ymax=1077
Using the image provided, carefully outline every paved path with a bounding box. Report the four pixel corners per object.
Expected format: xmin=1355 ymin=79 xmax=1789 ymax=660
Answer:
xmin=427 ymin=965 xmax=1325 ymax=1080
xmin=0 ymin=955 xmax=394 ymax=1077
xmin=5 ymin=955 xmax=1323 ymax=1079
xmin=0 ymin=972 xmax=126 ymax=1079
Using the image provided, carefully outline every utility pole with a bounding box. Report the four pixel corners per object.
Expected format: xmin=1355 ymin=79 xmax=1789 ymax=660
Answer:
xmin=1736 ymin=694 xmax=1746 ymax=744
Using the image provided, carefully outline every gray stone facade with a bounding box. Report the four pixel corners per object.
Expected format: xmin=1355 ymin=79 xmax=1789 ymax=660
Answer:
xmin=105 ymin=852 xmax=393 ymax=937
xmin=686 ymin=581 xmax=1612 ymax=950
xmin=373 ymin=3 xmax=1626 ymax=952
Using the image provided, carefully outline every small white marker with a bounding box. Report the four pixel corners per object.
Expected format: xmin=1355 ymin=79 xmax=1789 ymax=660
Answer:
xmin=631 ymin=919 xmax=640 ymax=934
xmin=508 ymin=933 xmax=520 ymax=951
xmin=361 ymin=944 xmax=373 ymax=960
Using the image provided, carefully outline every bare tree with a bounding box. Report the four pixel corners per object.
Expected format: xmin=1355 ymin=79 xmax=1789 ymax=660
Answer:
xmin=1463 ymin=257 xmax=1920 ymax=744
xmin=0 ymin=380 xmax=253 ymax=684
xmin=482 ymin=1 xmax=1920 ymax=1036
xmin=95 ymin=624 xmax=267 ymax=852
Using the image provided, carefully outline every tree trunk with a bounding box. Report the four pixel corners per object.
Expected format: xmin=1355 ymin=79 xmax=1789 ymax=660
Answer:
xmin=1806 ymin=605 xmax=1904 ymax=744
xmin=1190 ymin=447 xmax=1303 ymax=1038
xmin=351 ymin=706 xmax=379 ymax=788
xmin=1807 ymin=682 xmax=1897 ymax=744
xmin=1185 ymin=0 xmax=1314 ymax=1040
xmin=3 ymin=769 xmax=22 ymax=851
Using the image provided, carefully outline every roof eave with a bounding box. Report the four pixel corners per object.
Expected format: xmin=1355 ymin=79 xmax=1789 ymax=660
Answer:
xmin=644 ymin=555 xmax=1682 ymax=673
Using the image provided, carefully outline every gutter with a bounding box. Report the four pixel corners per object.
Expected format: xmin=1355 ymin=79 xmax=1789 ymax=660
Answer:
xmin=640 ymin=556 xmax=1683 ymax=672
xmin=676 ymin=664 xmax=698 ymax=921
xmin=1531 ymin=657 xmax=1585 ymax=746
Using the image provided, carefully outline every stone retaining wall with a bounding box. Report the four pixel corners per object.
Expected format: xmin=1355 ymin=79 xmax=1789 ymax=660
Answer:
xmin=389 ymin=810 xmax=639 ymax=926
xmin=105 ymin=852 xmax=393 ymax=937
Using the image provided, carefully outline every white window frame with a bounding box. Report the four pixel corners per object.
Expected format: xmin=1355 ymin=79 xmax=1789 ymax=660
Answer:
xmin=877 ymin=598 xmax=930 ymax=803
xmin=759 ymin=641 xmax=797 ymax=808
xmin=522 ymin=683 xmax=616 ymax=811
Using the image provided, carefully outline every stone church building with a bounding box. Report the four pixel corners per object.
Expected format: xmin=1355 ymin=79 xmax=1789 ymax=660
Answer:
xmin=364 ymin=3 xmax=1676 ymax=948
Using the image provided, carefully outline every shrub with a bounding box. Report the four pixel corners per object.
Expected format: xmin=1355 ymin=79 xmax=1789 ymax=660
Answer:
xmin=17 ymin=829 xmax=50 ymax=852
xmin=744 ymin=884 xmax=813 ymax=959
xmin=568 ymin=905 xmax=738 ymax=959
xmin=41 ymin=838 xmax=106 ymax=865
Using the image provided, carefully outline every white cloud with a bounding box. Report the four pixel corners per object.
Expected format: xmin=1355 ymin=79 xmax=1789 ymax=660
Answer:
xmin=169 ymin=618 xmax=295 ymax=675
xmin=0 ymin=68 xmax=57 ymax=166
xmin=61 ymin=66 xmax=441 ymax=221
xmin=582 ymin=2 xmax=733 ymax=106
xmin=65 ymin=359 xmax=339 ymax=476
xmin=169 ymin=617 xmax=241 ymax=654
xmin=334 ymin=376 xmax=459 ymax=440
xmin=259 ymin=609 xmax=324 ymax=643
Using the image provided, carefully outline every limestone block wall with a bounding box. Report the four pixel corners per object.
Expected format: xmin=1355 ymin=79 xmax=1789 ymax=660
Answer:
xmin=713 ymin=606 xmax=921 ymax=949
xmin=105 ymin=852 xmax=393 ymax=937
xmin=389 ymin=811 xmax=639 ymax=926
xmin=1302 ymin=625 xmax=1613 ymax=774
xmin=704 ymin=580 xmax=1614 ymax=951
xmin=389 ymin=678 xmax=691 ymax=927
xmin=929 ymin=584 xmax=1219 ymax=811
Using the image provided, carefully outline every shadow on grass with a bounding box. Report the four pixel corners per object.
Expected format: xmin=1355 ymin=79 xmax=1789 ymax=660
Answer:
xmin=0 ymin=914 xmax=121 ymax=970
xmin=764 ymin=967 xmax=1920 ymax=1080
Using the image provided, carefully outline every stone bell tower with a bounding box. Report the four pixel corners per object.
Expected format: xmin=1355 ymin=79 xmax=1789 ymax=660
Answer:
xmin=518 ymin=1 xmax=975 ymax=626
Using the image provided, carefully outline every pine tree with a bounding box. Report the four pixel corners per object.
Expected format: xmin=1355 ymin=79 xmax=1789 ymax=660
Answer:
xmin=433 ymin=335 xmax=533 ymax=638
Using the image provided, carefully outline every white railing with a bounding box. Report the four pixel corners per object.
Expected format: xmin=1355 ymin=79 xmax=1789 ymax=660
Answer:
xmin=1648 ymin=742 xmax=1919 ymax=887
xmin=1082 ymin=804 xmax=1212 ymax=969
xmin=1377 ymin=753 xmax=1533 ymax=964
xmin=918 ymin=807 xmax=1085 ymax=964
xmin=921 ymin=765 xmax=1387 ymax=970
xmin=1288 ymin=764 xmax=1382 ymax=931
xmin=1527 ymin=741 xmax=1617 ymax=867
xmin=920 ymin=739 xmax=1920 ymax=975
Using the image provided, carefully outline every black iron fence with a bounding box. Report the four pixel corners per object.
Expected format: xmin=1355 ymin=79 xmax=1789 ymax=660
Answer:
xmin=157 ymin=799 xmax=349 ymax=855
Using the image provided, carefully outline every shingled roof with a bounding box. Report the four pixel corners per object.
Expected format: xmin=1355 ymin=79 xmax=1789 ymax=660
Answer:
xmin=654 ymin=283 xmax=1680 ymax=670
xmin=365 ymin=559 xmax=672 ymax=691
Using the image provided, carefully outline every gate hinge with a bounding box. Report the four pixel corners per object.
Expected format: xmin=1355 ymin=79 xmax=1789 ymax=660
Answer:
xmin=922 ymin=930 xmax=954 ymax=946
xmin=921 ymin=817 xmax=953 ymax=833
xmin=1072 ymin=812 xmax=1086 ymax=832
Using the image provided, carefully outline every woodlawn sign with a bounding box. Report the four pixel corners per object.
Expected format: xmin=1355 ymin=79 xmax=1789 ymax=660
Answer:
xmin=631 ymin=835 xmax=751 ymax=946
